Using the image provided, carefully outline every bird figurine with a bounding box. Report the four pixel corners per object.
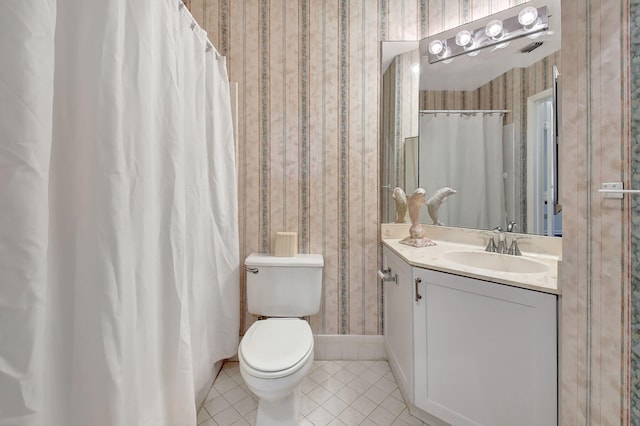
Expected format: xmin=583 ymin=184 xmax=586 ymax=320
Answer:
xmin=399 ymin=188 xmax=436 ymax=247
xmin=426 ymin=187 xmax=457 ymax=226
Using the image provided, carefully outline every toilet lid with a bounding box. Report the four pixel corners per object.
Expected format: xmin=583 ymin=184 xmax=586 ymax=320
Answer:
xmin=240 ymin=319 xmax=313 ymax=373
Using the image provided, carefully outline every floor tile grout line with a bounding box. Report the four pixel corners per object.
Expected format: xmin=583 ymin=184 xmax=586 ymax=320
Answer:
xmin=198 ymin=360 xmax=425 ymax=426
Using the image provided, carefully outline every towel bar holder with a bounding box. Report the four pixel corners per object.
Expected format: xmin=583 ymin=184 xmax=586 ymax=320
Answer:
xmin=598 ymin=182 xmax=640 ymax=199
xmin=378 ymin=268 xmax=398 ymax=285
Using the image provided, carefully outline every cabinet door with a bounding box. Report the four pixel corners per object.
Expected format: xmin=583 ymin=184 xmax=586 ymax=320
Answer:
xmin=382 ymin=247 xmax=414 ymax=402
xmin=413 ymin=268 xmax=557 ymax=426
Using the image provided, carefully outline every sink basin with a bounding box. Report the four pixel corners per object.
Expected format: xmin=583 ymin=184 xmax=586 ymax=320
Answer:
xmin=443 ymin=250 xmax=549 ymax=274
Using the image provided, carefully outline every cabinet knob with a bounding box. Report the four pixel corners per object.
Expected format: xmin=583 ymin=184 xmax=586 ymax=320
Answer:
xmin=415 ymin=277 xmax=422 ymax=301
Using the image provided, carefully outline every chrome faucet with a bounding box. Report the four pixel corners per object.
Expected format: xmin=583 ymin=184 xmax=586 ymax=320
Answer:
xmin=508 ymin=236 xmax=530 ymax=256
xmin=508 ymin=238 xmax=522 ymax=256
xmin=494 ymin=226 xmax=507 ymax=254
xmin=485 ymin=235 xmax=498 ymax=252
xmin=485 ymin=226 xmax=506 ymax=253
xmin=485 ymin=225 xmax=526 ymax=255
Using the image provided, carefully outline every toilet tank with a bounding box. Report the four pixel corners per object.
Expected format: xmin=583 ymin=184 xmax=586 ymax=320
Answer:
xmin=245 ymin=253 xmax=324 ymax=317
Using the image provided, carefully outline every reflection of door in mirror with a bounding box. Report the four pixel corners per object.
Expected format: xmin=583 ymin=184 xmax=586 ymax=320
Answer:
xmin=527 ymin=90 xmax=563 ymax=236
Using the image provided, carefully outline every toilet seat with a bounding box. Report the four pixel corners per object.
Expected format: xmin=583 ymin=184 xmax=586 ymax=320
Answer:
xmin=239 ymin=318 xmax=314 ymax=380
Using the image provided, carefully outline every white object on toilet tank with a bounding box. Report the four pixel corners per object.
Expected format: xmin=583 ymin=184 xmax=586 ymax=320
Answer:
xmin=245 ymin=253 xmax=324 ymax=317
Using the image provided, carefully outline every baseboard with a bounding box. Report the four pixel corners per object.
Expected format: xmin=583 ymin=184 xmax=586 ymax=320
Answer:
xmin=313 ymin=334 xmax=387 ymax=361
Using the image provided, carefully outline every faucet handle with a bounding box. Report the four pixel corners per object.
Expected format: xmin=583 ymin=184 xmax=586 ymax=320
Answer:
xmin=485 ymin=236 xmax=498 ymax=252
xmin=507 ymin=239 xmax=521 ymax=256
xmin=507 ymin=221 xmax=517 ymax=232
xmin=480 ymin=231 xmax=498 ymax=252
xmin=507 ymin=236 xmax=530 ymax=256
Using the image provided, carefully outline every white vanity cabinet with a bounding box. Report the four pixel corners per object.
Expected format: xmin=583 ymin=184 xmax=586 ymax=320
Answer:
xmin=382 ymin=246 xmax=414 ymax=403
xmin=382 ymin=246 xmax=558 ymax=426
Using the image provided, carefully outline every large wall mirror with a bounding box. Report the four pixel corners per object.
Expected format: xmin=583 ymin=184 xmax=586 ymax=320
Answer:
xmin=381 ymin=0 xmax=562 ymax=236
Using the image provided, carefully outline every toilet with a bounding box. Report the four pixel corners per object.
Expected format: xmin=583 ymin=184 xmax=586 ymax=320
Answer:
xmin=239 ymin=253 xmax=324 ymax=426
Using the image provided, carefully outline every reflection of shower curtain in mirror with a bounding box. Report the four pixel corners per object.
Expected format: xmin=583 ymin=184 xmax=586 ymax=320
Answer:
xmin=419 ymin=113 xmax=505 ymax=229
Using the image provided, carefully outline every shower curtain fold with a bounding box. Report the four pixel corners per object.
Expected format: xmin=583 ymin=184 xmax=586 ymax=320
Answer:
xmin=0 ymin=1 xmax=239 ymax=425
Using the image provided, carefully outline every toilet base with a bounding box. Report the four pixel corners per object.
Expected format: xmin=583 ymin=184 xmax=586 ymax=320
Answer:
xmin=255 ymin=387 xmax=301 ymax=426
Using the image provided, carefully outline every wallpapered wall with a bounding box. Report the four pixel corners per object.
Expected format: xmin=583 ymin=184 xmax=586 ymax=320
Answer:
xmin=182 ymin=0 xmax=432 ymax=336
xmin=631 ymin=0 xmax=640 ymax=421
xmin=560 ymin=0 xmax=631 ymax=423
xmin=183 ymin=0 xmax=634 ymax=421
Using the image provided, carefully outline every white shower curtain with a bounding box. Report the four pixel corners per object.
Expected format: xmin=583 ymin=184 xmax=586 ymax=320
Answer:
xmin=0 ymin=1 xmax=239 ymax=425
xmin=419 ymin=113 xmax=506 ymax=229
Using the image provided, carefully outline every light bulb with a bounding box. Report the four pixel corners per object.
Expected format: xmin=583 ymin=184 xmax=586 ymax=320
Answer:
xmin=518 ymin=6 xmax=539 ymax=27
xmin=428 ymin=40 xmax=444 ymax=55
xmin=485 ymin=20 xmax=504 ymax=40
xmin=455 ymin=30 xmax=473 ymax=47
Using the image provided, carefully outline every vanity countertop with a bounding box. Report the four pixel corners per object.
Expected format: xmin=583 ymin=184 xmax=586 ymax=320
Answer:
xmin=382 ymin=234 xmax=560 ymax=296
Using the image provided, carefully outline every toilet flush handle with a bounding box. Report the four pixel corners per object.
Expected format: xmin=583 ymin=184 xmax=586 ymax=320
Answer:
xmin=246 ymin=267 xmax=259 ymax=274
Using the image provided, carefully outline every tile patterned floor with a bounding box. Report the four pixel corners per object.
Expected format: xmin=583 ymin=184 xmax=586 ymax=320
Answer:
xmin=197 ymin=360 xmax=428 ymax=426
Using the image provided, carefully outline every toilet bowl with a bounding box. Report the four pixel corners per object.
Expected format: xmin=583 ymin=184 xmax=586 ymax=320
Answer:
xmin=239 ymin=318 xmax=314 ymax=426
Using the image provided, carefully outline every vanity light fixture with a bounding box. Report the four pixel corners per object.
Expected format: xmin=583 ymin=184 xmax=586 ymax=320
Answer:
xmin=424 ymin=5 xmax=549 ymax=64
